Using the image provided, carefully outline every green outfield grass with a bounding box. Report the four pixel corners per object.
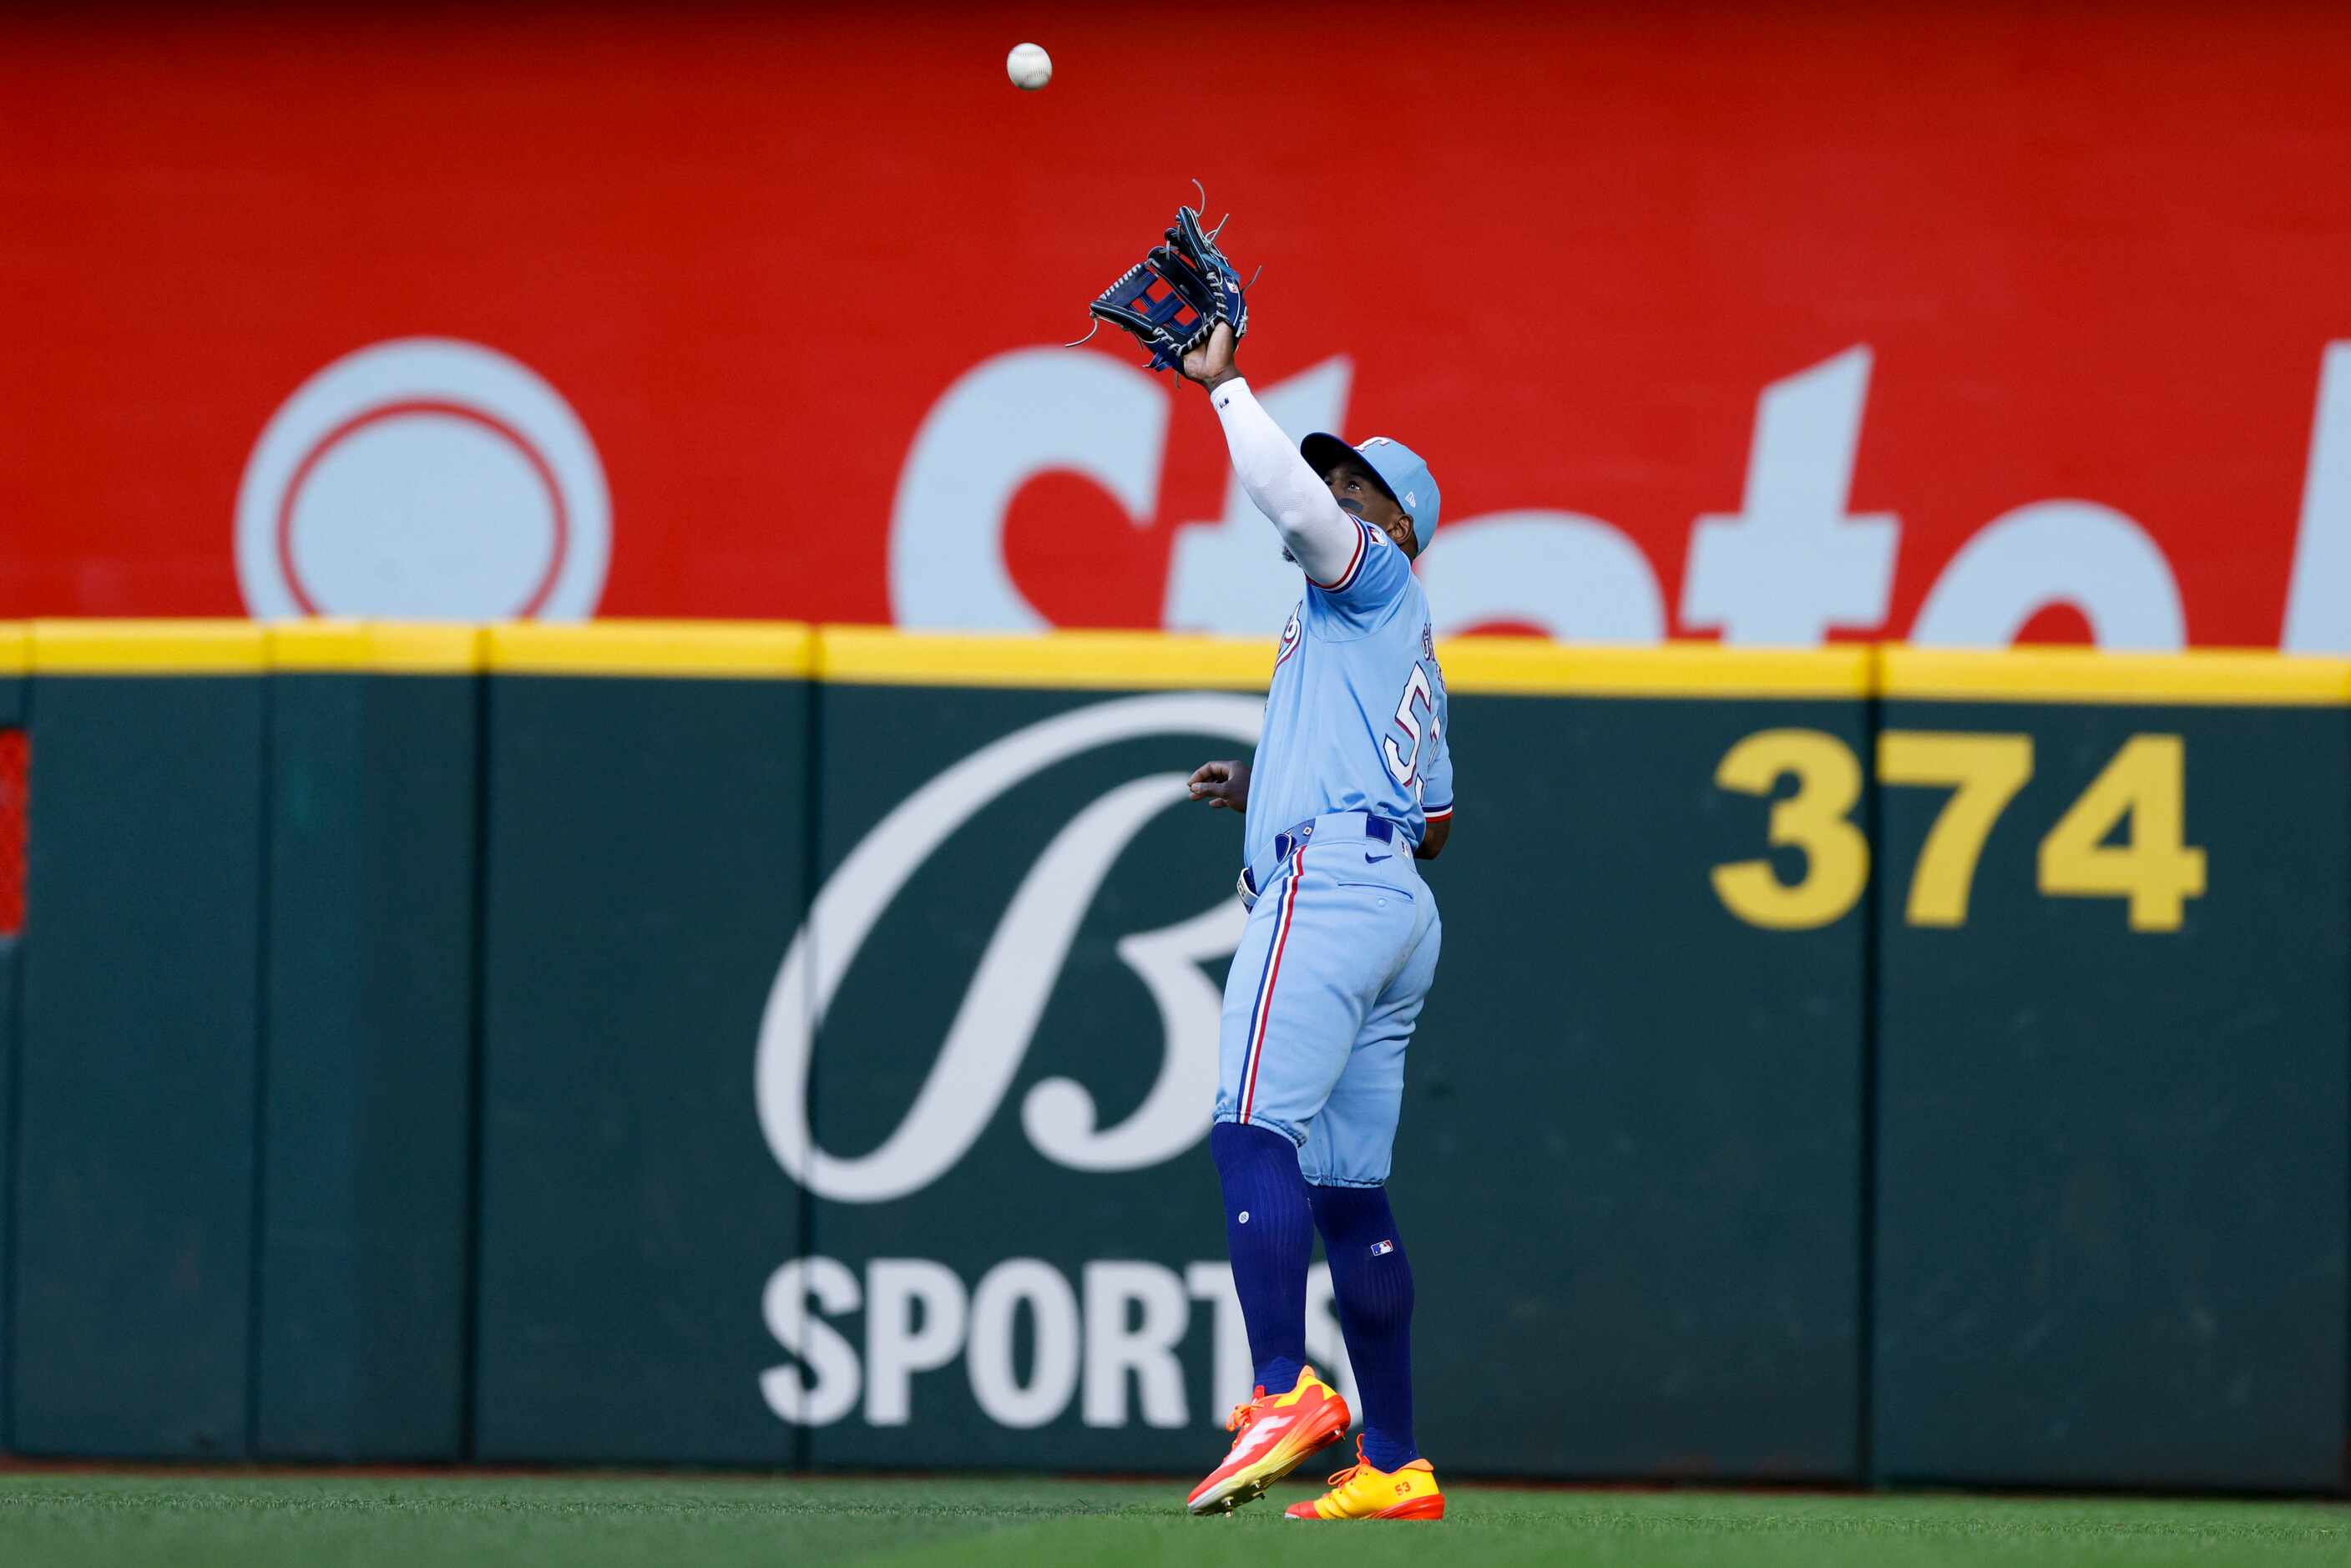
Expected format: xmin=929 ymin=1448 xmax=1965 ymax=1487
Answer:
xmin=0 ymin=1471 xmax=2346 ymax=1566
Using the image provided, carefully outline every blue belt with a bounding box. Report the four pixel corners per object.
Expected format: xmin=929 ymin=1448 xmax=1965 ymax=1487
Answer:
xmin=1276 ymin=812 xmax=1394 ymax=863
xmin=1239 ymin=813 xmax=1400 ymax=905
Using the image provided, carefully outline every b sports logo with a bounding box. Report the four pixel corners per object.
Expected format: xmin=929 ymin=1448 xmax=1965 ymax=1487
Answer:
xmin=754 ymin=692 xmax=1262 ymax=1205
xmin=750 ymin=693 xmax=1366 ymax=1432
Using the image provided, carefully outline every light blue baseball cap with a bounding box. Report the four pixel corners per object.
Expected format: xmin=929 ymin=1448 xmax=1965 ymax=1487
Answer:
xmin=1300 ymin=432 xmax=1441 ymax=552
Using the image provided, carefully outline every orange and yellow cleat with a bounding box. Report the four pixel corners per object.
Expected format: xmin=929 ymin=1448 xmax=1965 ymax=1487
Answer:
xmin=1185 ymin=1365 xmax=1352 ymax=1515
xmin=1283 ymin=1435 xmax=1446 ymax=1520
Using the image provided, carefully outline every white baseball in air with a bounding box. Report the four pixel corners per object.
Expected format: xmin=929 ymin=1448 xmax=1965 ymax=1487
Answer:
xmin=1007 ymin=42 xmax=1052 ymax=91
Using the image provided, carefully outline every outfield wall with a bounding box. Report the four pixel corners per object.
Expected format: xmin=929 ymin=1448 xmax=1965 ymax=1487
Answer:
xmin=0 ymin=624 xmax=2343 ymax=1490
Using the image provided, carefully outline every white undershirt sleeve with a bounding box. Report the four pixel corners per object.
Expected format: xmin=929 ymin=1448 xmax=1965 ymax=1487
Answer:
xmin=1208 ymin=377 xmax=1362 ymax=585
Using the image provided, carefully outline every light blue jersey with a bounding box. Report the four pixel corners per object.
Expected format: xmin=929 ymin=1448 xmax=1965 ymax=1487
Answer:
xmin=1243 ymin=517 xmax=1455 ymax=871
xmin=1204 ymin=393 xmax=1452 ymax=1186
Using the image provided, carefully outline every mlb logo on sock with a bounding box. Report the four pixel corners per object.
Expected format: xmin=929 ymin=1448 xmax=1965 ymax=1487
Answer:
xmin=1369 ymin=1240 xmax=1394 ymax=1257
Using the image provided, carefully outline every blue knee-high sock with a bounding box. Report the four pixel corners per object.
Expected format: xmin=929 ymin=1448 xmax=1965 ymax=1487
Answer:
xmin=1309 ymin=1182 xmax=1417 ymax=1470
xmin=1210 ymin=1121 xmax=1312 ymax=1394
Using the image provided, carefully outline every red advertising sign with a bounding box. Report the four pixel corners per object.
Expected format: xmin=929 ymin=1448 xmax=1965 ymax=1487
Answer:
xmin=6 ymin=3 xmax=2351 ymax=649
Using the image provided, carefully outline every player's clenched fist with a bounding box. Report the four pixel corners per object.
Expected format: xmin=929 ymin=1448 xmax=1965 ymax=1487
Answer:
xmin=1186 ymin=758 xmax=1251 ymax=812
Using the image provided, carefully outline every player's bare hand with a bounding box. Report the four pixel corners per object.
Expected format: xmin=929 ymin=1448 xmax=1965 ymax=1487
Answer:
xmin=1186 ymin=759 xmax=1250 ymax=812
xmin=1181 ymin=322 xmax=1240 ymax=390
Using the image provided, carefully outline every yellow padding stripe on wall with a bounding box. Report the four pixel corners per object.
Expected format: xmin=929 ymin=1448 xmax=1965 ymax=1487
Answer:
xmin=1881 ymin=646 xmax=2351 ymax=705
xmin=1440 ymin=640 xmax=1873 ymax=697
xmin=269 ymin=621 xmax=485 ymax=673
xmin=819 ymin=627 xmax=1272 ymax=690
xmin=7 ymin=621 xmax=2351 ymax=704
xmin=821 ymin=630 xmax=1873 ymax=696
xmin=820 ymin=631 xmax=1873 ymax=695
xmin=32 ymin=620 xmax=267 ymax=674
xmin=486 ymin=620 xmax=815 ymax=678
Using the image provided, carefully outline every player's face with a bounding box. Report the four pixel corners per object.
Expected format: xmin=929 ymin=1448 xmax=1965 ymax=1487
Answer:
xmin=1322 ymin=460 xmax=1420 ymax=558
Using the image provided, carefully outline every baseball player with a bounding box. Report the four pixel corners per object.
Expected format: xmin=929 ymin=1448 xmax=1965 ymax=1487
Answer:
xmin=1176 ymin=321 xmax=1454 ymax=1521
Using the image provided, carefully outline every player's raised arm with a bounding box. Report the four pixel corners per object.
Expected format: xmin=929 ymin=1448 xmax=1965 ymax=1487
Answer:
xmin=1181 ymin=325 xmax=1361 ymax=584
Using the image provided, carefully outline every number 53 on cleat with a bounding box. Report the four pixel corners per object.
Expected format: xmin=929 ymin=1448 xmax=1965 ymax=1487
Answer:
xmin=1710 ymin=730 xmax=2207 ymax=933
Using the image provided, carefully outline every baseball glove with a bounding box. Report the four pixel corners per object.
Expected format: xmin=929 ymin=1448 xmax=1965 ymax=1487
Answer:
xmin=1075 ymin=190 xmax=1251 ymax=373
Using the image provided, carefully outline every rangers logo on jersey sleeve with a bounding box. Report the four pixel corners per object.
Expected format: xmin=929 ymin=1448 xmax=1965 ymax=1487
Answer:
xmin=1274 ymin=604 xmax=1302 ymax=669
